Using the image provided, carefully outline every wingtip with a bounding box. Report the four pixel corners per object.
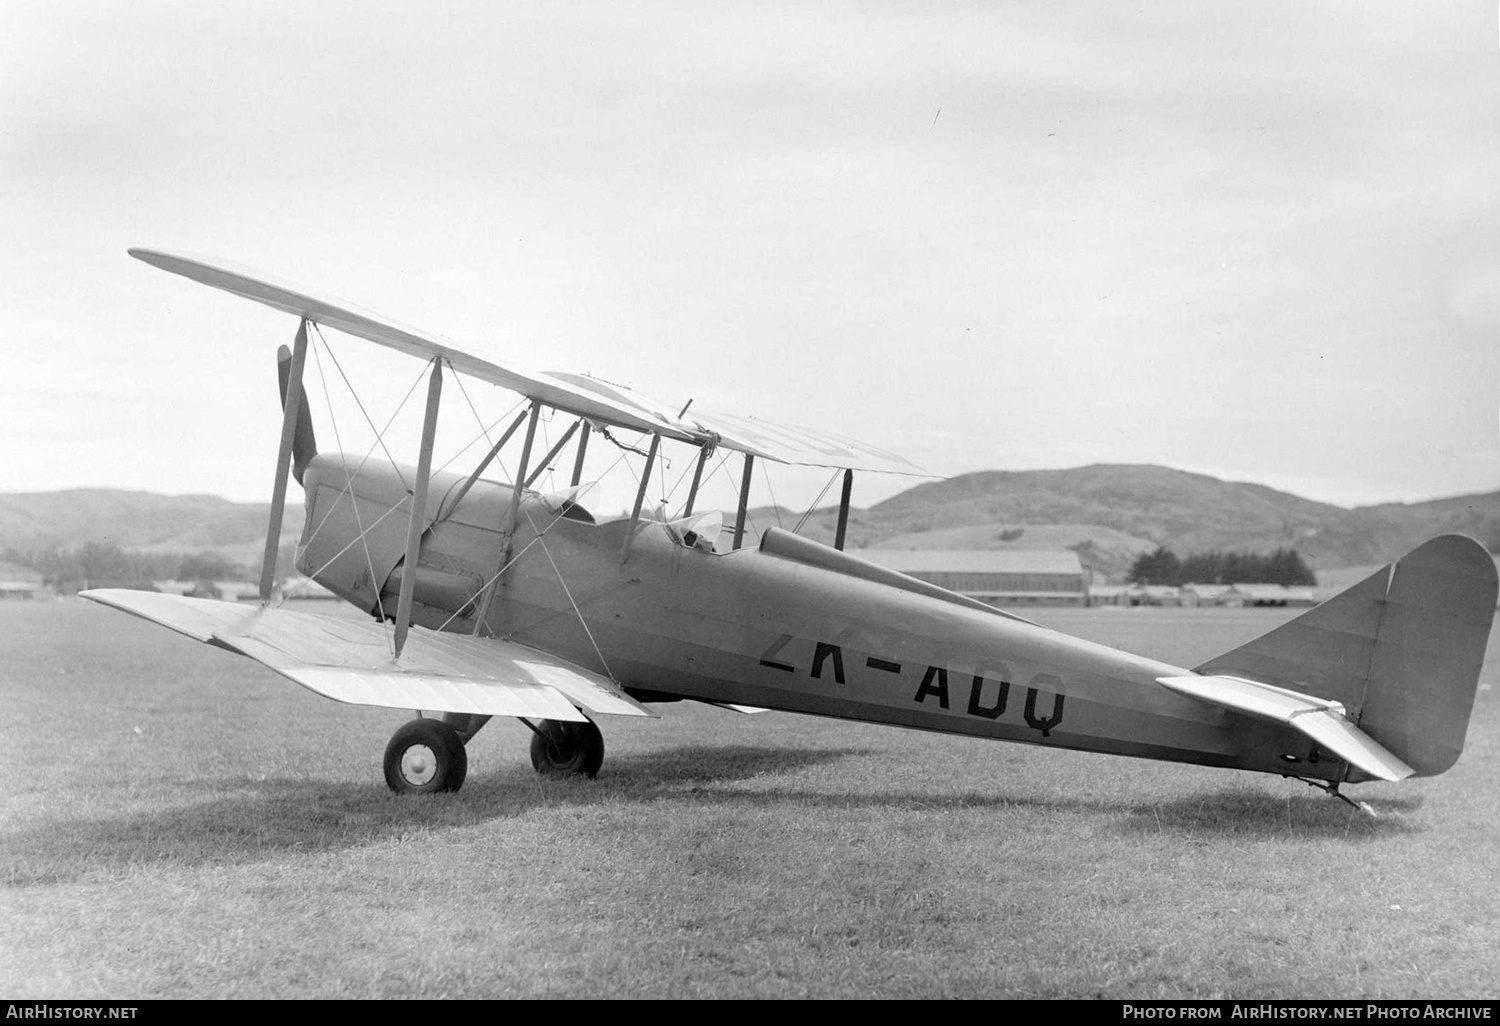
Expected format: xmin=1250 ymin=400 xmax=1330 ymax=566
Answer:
xmin=127 ymin=247 xmax=170 ymax=268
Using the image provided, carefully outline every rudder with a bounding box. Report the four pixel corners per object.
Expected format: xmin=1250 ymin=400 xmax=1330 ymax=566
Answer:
xmin=1195 ymin=535 xmax=1496 ymax=778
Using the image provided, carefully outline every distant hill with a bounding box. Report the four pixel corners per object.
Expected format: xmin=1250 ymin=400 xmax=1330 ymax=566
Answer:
xmin=741 ymin=465 xmax=1500 ymax=580
xmin=4 ymin=465 xmax=1497 ymax=582
xmin=0 ymin=490 xmax=301 ymax=571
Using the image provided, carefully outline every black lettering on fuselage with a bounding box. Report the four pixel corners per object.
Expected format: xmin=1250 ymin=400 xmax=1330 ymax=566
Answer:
xmin=1024 ymin=675 xmax=1065 ymax=737
xmin=811 ymin=642 xmax=845 ymax=684
xmin=758 ymin=636 xmax=1066 ymax=737
xmin=913 ymin=665 xmax=950 ymax=709
xmin=759 ymin=633 xmax=796 ymax=673
xmin=966 ymin=673 xmax=1011 ymax=720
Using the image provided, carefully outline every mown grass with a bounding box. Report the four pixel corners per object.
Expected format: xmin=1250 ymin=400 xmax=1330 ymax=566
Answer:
xmin=1 ymin=601 xmax=1497 ymax=998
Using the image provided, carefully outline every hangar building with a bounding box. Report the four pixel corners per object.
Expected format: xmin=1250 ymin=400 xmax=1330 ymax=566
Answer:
xmin=859 ymin=549 xmax=1088 ymax=607
xmin=0 ymin=561 xmax=44 ymax=600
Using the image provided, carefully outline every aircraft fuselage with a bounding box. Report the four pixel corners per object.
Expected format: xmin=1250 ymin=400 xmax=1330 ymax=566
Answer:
xmin=297 ymin=456 xmax=1343 ymax=784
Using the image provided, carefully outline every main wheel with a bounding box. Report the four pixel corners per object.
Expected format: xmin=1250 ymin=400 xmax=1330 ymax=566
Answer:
xmin=384 ymin=718 xmax=468 ymax=794
xmin=529 ymin=718 xmax=605 ymax=778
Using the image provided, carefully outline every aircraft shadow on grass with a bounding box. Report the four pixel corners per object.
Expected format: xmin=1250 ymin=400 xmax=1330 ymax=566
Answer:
xmin=1117 ymin=788 xmax=1425 ymax=840
xmin=571 ymin=743 xmax=878 ymax=786
xmin=3 ymin=748 xmax=1427 ymax=887
xmin=623 ymin=779 xmax=1427 ymax=840
xmin=3 ymin=744 xmax=872 ymax=883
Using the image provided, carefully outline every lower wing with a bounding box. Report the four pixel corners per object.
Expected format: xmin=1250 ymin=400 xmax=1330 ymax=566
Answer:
xmin=82 ymin=589 xmax=653 ymax=722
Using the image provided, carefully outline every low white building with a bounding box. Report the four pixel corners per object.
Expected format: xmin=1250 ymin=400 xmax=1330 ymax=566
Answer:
xmin=1125 ymin=584 xmax=1182 ymax=607
xmin=861 ymin=549 xmax=1088 ymax=606
xmin=1087 ymin=584 xmax=1134 ymax=607
xmin=1225 ymin=583 xmax=1318 ymax=607
xmin=0 ymin=560 xmax=43 ymax=600
xmin=1180 ymin=583 xmax=1233 ymax=607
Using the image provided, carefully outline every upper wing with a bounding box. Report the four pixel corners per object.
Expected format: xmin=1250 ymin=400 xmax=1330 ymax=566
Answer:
xmin=1156 ymin=673 xmax=1414 ymax=782
xmin=684 ymin=409 xmax=929 ymax=477
xmin=541 ymin=371 xmax=930 ymax=476
xmin=129 ymin=249 xmax=695 ymax=441
xmin=131 ymin=248 xmax=931 ymax=476
xmin=83 ymin=589 xmax=653 ymax=721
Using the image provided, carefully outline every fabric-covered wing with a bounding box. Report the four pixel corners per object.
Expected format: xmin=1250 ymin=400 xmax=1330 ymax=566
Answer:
xmin=128 ymin=249 xmax=694 ymax=441
xmin=82 ymin=589 xmax=652 ymax=721
xmin=684 ymin=410 xmax=929 ymax=476
xmin=132 ymin=247 xmax=932 ymax=477
xmin=540 ymin=373 xmax=931 ymax=477
xmin=1156 ymin=673 xmax=1414 ymax=782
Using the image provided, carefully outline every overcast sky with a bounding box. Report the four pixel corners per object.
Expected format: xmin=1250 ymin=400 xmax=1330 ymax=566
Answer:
xmin=4 ymin=1 xmax=1498 ymax=517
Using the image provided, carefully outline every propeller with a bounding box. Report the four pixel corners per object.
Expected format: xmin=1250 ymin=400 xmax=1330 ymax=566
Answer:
xmin=276 ymin=344 xmax=318 ymax=485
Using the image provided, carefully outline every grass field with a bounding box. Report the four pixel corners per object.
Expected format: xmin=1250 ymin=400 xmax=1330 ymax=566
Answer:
xmin=2 ymin=600 xmax=1497 ymax=999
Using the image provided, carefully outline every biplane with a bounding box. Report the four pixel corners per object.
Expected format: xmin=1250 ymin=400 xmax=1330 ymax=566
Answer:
xmin=84 ymin=248 xmax=1497 ymax=807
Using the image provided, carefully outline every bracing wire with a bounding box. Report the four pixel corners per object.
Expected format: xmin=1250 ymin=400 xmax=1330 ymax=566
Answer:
xmin=438 ymin=369 xmax=526 ymax=480
xmin=449 ymin=363 xmax=498 ymax=450
xmin=662 ymin=445 xmax=703 ymax=514
xmin=760 ymin=458 xmax=783 ymax=529
xmin=293 ymin=332 xmax=429 ymax=618
xmin=595 ymin=427 xmax=676 ymax=518
xmin=522 ymin=506 xmax=616 ymax=680
xmin=792 ymin=469 xmax=843 ymax=535
xmin=432 ymin=440 xmax=638 ymax=636
xmin=299 ymin=330 xmax=401 ymax=638
xmin=312 ymin=324 xmax=423 ymax=493
xmin=536 ymin=416 xmax=552 ymax=490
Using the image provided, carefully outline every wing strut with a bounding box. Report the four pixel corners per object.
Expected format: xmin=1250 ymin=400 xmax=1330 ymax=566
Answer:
xmin=833 ymin=469 xmax=854 ymax=551
xmin=619 ymin=432 xmax=662 ymax=563
xmin=439 ymin=406 xmax=530 ymax=522
xmin=524 ymin=419 xmax=582 ymax=488
xmin=261 ymin=318 xmax=310 ymax=603
xmin=469 ymin=402 xmax=542 ymax=634
xmin=569 ymin=422 xmax=591 ymax=486
xmin=505 ymin=403 xmax=543 ymax=562
xmin=393 ymin=358 xmax=443 ymax=657
xmin=732 ymin=453 xmax=755 ymax=550
xmin=682 ymin=443 xmax=711 ymax=517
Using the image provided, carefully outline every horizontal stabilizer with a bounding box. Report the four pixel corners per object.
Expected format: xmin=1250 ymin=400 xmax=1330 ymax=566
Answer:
xmin=82 ymin=589 xmax=653 ymax=720
xmin=1157 ymin=674 xmax=1414 ymax=782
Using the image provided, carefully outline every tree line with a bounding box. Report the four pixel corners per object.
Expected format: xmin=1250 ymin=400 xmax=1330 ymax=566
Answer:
xmin=2 ymin=543 xmax=247 ymax=592
xmin=1128 ymin=546 xmax=1316 ymax=587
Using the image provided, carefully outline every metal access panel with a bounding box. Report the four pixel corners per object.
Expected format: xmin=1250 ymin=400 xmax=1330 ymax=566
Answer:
xmin=297 ymin=476 xmax=413 ymax=612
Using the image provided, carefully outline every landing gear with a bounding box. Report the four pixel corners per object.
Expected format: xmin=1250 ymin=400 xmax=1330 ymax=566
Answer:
xmin=384 ymin=718 xmax=468 ymax=794
xmin=529 ymin=718 xmax=605 ymax=778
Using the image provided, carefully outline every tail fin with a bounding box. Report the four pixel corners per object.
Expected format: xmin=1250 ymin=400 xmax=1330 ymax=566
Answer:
xmin=1195 ymin=535 xmax=1496 ymax=777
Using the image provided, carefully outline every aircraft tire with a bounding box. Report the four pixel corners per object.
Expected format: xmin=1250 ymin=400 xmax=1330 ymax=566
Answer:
xmin=384 ymin=718 xmax=468 ymax=794
xmin=529 ymin=718 xmax=605 ymax=778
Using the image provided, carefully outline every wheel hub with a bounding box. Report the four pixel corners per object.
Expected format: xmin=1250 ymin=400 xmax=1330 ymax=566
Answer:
xmin=400 ymin=743 xmax=438 ymax=786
